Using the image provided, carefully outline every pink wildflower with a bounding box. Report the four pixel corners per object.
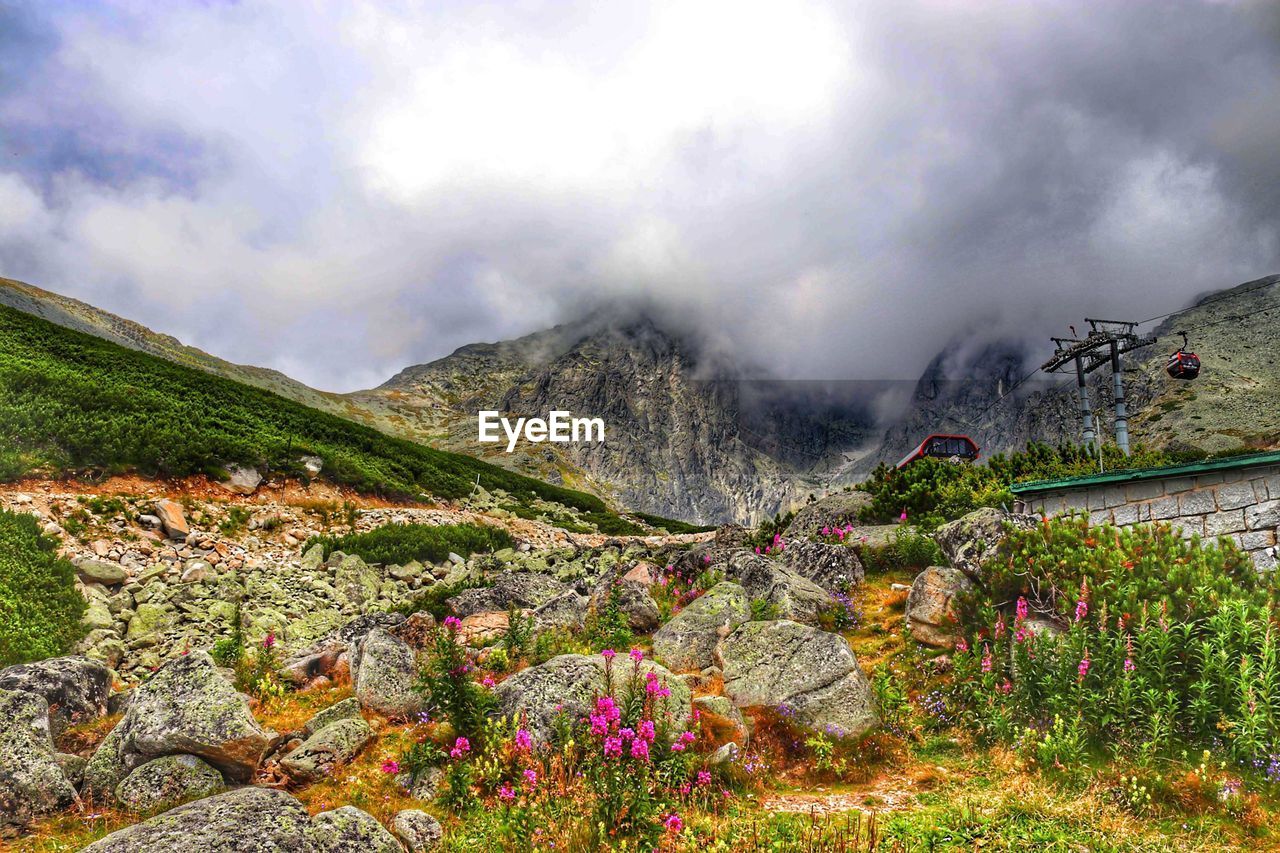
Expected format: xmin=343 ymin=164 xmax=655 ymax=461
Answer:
xmin=523 ymin=768 xmax=538 ymax=786
xmin=601 ymin=648 xmax=616 ymax=661
xmin=603 ymin=736 xmax=623 ymax=758
xmin=638 ymin=720 xmax=656 ymax=742
xmin=498 ymin=782 xmax=516 ymax=802
xmin=1124 ymin=658 xmax=1136 ymax=673
xmin=515 ymin=728 xmax=533 ymax=751
xmin=1015 ymin=597 xmax=1029 ymax=622
xmin=664 ymin=813 xmax=684 ymax=833
xmin=450 ymin=736 xmax=471 ymax=759
xmin=481 ymin=675 xmax=496 ymax=688
xmin=380 ymin=759 xmax=400 ymax=774
xmin=1078 ymin=652 xmax=1091 ymax=682
xmin=955 ymin=637 xmax=969 ymax=653
xmin=630 ymin=738 xmax=650 ymax=761
xmin=981 ymin=644 xmax=992 ymax=673
xmin=630 ymin=647 xmax=644 ymax=663
xmin=262 ymin=632 xmax=276 ymax=650
xmin=697 ymin=770 xmax=712 ymax=786
xmin=443 ymin=616 xmax=461 ymax=631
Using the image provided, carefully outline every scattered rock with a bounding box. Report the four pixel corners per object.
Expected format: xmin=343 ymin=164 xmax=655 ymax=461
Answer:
xmin=905 ymin=567 xmax=973 ymax=648
xmin=114 ymin=754 xmax=227 ymax=814
xmin=307 ymin=805 xmax=403 ymax=852
xmin=302 ymin=697 xmax=363 ymax=738
xmin=493 ymin=654 xmax=691 ymax=744
xmin=84 ymin=651 xmax=274 ymax=798
xmin=531 ymin=591 xmax=588 ymax=632
xmin=152 ymin=500 xmax=191 ymax=542
xmin=80 ymin=787 xmax=316 ymax=852
xmin=447 ymin=573 xmax=567 ymax=618
xmin=0 ymin=655 xmax=112 ymax=737
xmin=722 ymin=551 xmax=830 ymax=625
xmin=76 ymin=558 xmax=128 ymax=586
xmin=281 ymin=717 xmax=374 ymax=783
xmin=933 ymin=507 xmax=1037 ymax=578
xmin=351 ymin=629 xmax=423 ymax=718
xmin=717 ymin=620 xmax=878 ymax=739
xmin=393 ymin=809 xmax=443 ymax=851
xmin=652 ymin=582 xmax=750 ymax=672
xmin=0 ymin=689 xmax=78 ymax=835
xmin=221 ymin=465 xmax=263 ymax=496
xmin=779 ymin=541 xmax=865 ymax=593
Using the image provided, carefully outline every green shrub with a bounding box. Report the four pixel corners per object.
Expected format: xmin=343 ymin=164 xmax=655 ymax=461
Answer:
xmin=952 ymin=515 xmax=1280 ymax=767
xmin=393 ymin=577 xmax=492 ymax=621
xmin=0 ymin=509 xmax=86 ymax=666
xmin=859 ymin=527 xmax=945 ymax=572
xmin=631 ymin=512 xmax=716 ymax=535
xmin=305 ymin=523 xmax=513 ymax=567
xmin=419 ymin=618 xmax=496 ymax=742
xmin=584 ymin=583 xmax=634 ymax=652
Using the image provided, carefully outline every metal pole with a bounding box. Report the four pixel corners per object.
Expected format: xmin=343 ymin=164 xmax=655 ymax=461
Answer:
xmin=1110 ymin=340 xmax=1129 ymax=456
xmin=1074 ymin=355 xmax=1095 ymax=451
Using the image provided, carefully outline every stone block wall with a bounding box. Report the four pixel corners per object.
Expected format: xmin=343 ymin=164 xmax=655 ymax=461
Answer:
xmin=1019 ymin=462 xmax=1280 ymax=571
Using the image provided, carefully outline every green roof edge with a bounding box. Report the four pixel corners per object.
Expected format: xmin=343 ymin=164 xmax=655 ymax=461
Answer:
xmin=1009 ymin=450 xmax=1280 ymax=495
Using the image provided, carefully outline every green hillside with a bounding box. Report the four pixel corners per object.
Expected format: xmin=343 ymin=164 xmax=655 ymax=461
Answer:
xmin=0 ymin=304 xmax=616 ymax=517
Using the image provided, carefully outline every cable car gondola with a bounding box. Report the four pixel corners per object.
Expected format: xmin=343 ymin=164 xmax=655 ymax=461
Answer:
xmin=895 ymin=434 xmax=980 ymax=469
xmin=1166 ymin=331 xmax=1200 ymax=380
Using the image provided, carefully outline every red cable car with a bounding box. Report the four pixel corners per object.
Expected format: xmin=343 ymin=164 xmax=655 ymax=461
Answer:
xmin=895 ymin=434 xmax=980 ymax=469
xmin=1166 ymin=331 xmax=1200 ymax=380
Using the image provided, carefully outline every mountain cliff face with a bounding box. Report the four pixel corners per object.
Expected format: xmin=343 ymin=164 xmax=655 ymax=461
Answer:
xmin=3 ymin=273 xmax=1276 ymax=524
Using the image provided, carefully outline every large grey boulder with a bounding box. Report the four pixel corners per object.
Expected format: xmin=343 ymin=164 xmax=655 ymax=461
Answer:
xmin=114 ymin=754 xmax=227 ymax=813
xmin=393 ymin=810 xmax=443 ymax=851
xmin=281 ymin=717 xmax=374 ymax=783
xmin=905 ymin=567 xmax=973 ymax=648
xmin=333 ymin=554 xmax=383 ymax=611
xmin=221 ymin=464 xmax=262 ymax=496
xmin=717 ymin=620 xmax=878 ymax=739
xmin=0 ymin=689 xmax=78 ymax=834
xmin=351 ymin=629 xmax=422 ymax=718
xmin=80 ymin=787 xmax=316 ymax=852
xmin=307 ymin=806 xmax=403 ymax=852
xmin=779 ymin=541 xmax=865 ymax=593
xmin=83 ymin=652 xmax=273 ymax=799
xmin=783 ymin=492 xmax=873 ymax=539
xmin=493 ymin=654 xmax=691 ymax=744
xmin=532 ymin=591 xmax=588 ymax=632
xmin=302 ymin=697 xmax=362 ymax=738
xmin=722 ymin=551 xmax=831 ymax=625
xmin=934 ymin=507 xmax=1037 ymax=578
xmin=75 ymin=557 xmax=128 ymax=586
xmin=588 ymin=577 xmax=661 ymax=633
xmin=447 ymin=573 xmax=568 ymax=618
xmin=652 ymin=582 xmax=750 ymax=673
xmin=0 ymin=655 xmax=113 ymax=737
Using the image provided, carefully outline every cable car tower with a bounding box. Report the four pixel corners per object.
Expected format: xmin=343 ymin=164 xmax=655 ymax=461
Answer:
xmin=1041 ymin=319 xmax=1155 ymax=456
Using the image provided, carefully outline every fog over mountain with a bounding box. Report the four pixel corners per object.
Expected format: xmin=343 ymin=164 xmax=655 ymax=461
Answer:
xmin=1 ymin=1 xmax=1279 ymax=392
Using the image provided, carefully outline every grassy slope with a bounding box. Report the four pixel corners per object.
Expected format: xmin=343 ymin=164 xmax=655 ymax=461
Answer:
xmin=0 ymin=304 xmax=613 ymax=515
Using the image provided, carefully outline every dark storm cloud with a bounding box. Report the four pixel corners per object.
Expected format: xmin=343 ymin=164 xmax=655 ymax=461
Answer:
xmin=0 ymin=0 xmax=1276 ymax=391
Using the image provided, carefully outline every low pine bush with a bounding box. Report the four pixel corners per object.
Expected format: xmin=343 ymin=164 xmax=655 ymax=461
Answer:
xmin=304 ymin=522 xmax=513 ymax=566
xmin=0 ymin=509 xmax=86 ymax=666
xmin=952 ymin=515 xmax=1280 ymax=770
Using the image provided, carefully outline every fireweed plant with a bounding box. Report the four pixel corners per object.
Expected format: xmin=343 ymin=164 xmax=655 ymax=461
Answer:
xmin=951 ymin=514 xmax=1280 ymax=775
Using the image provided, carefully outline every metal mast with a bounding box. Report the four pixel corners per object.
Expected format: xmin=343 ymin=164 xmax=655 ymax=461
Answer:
xmin=1042 ymin=319 xmax=1154 ymax=456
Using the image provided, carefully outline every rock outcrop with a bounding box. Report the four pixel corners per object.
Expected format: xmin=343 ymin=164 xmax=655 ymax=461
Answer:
xmin=722 ymin=551 xmax=831 ymax=625
xmin=0 ymin=689 xmax=78 ymax=835
xmin=0 ymin=656 xmax=112 ymax=737
xmin=933 ymin=507 xmax=1037 ymax=578
xmin=113 ymin=754 xmax=226 ymax=813
xmin=351 ymin=629 xmax=423 ymax=718
xmin=779 ymin=541 xmax=865 ymax=593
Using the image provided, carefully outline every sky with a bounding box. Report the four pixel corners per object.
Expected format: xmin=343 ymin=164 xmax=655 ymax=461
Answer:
xmin=1 ymin=0 xmax=1278 ymax=392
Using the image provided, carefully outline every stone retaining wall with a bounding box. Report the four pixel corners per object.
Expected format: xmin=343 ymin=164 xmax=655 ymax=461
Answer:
xmin=1019 ymin=461 xmax=1280 ymax=571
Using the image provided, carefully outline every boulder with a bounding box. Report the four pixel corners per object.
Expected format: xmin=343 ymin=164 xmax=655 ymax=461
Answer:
xmin=652 ymin=582 xmax=750 ymax=673
xmin=722 ymin=551 xmax=830 ymax=625
xmin=281 ymin=717 xmax=374 ymax=783
xmin=0 ymin=655 xmax=112 ymax=737
xmin=0 ymin=689 xmax=78 ymax=834
xmin=447 ymin=573 xmax=567 ymax=618
xmin=493 ymin=654 xmax=691 ymax=744
xmin=717 ymin=620 xmax=878 ymax=739
xmin=307 ymin=806 xmax=403 ymax=852
xmin=302 ymin=697 xmax=363 ymax=738
xmin=351 ymin=629 xmax=422 ymax=718
xmin=693 ymin=695 xmax=749 ymax=743
xmin=934 ymin=507 xmax=1037 ymax=578
xmin=393 ymin=810 xmax=443 ymax=851
xmin=333 ymin=555 xmax=383 ymax=611
xmin=84 ymin=651 xmax=273 ymax=797
xmin=80 ymin=787 xmax=316 ymax=852
xmin=905 ymin=567 xmax=973 ymax=648
xmin=587 ymin=578 xmax=661 ymax=634
xmin=152 ymin=499 xmax=190 ymax=542
xmin=221 ymin=464 xmax=262 ymax=496
xmin=114 ymin=754 xmax=226 ymax=813
xmin=281 ymin=614 xmax=408 ymax=686
xmin=783 ymin=492 xmax=873 ymax=539
xmin=76 ymin=558 xmax=128 ymax=586
xmin=779 ymin=541 xmax=865 ymax=593
xmin=531 ymin=591 xmax=588 ymax=632
xmin=457 ymin=611 xmax=512 ymax=645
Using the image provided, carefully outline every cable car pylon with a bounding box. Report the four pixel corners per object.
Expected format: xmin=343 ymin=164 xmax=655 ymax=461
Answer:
xmin=1041 ymin=318 xmax=1155 ymax=456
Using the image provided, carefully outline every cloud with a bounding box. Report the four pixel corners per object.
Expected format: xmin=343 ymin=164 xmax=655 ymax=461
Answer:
xmin=0 ymin=0 xmax=1277 ymax=391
